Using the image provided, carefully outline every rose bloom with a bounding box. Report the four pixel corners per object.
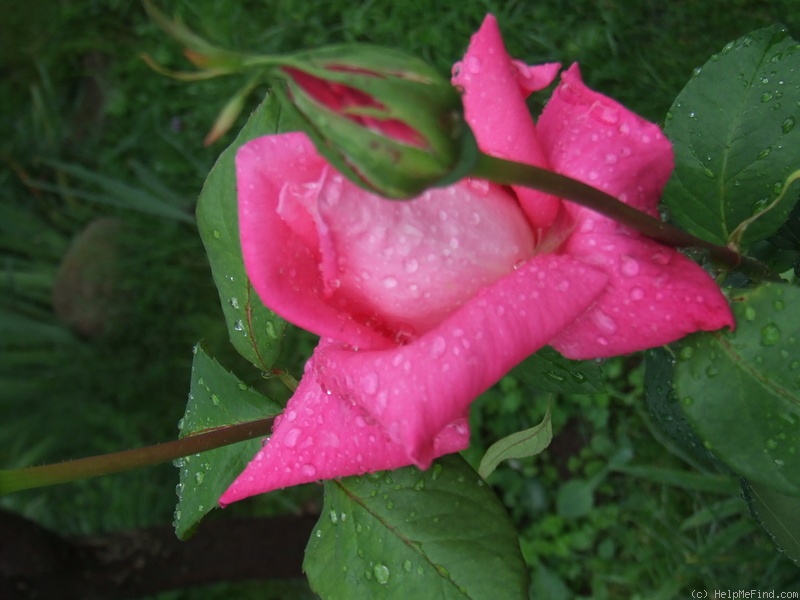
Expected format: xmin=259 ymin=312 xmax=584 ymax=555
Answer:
xmin=220 ymin=15 xmax=733 ymax=505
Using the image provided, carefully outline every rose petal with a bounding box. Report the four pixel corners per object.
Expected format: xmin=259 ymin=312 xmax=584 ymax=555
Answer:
xmin=550 ymin=231 xmax=735 ymax=358
xmin=537 ymin=63 xmax=674 ymax=225
xmin=219 ymin=351 xmax=470 ymax=504
xmin=238 ymin=135 xmax=394 ymax=349
xmin=315 ymin=171 xmax=534 ymax=334
xmin=453 ymin=14 xmax=562 ymax=228
xmin=316 ymin=254 xmax=609 ymax=467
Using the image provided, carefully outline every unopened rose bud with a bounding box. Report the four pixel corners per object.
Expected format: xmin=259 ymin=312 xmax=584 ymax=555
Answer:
xmin=275 ymin=46 xmax=479 ymax=198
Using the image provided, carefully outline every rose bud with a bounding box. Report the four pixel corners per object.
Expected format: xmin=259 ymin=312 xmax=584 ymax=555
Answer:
xmin=274 ymin=46 xmax=479 ymax=198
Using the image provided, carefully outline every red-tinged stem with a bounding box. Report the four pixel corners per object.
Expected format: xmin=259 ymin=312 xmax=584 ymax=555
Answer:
xmin=474 ymin=154 xmax=781 ymax=282
xmin=0 ymin=417 xmax=274 ymax=496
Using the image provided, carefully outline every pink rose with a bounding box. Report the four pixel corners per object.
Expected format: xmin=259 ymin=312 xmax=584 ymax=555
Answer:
xmin=220 ymin=15 xmax=733 ymax=505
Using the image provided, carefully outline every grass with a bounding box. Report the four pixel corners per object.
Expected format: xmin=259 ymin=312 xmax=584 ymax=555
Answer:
xmin=1 ymin=0 xmax=799 ymax=598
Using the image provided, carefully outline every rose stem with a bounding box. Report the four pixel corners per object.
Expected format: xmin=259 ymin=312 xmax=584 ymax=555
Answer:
xmin=473 ymin=153 xmax=781 ymax=282
xmin=0 ymin=417 xmax=274 ymax=496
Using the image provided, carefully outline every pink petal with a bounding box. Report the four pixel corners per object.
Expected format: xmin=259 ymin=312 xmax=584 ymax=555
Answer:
xmin=315 ymin=254 xmax=609 ymax=467
xmin=453 ymin=15 xmax=562 ymax=229
xmin=315 ymin=172 xmax=534 ymax=334
xmin=219 ymin=350 xmax=469 ymax=504
xmin=237 ymin=134 xmax=394 ymax=349
xmin=551 ymin=231 xmax=735 ymax=358
xmin=537 ymin=63 xmax=674 ymax=225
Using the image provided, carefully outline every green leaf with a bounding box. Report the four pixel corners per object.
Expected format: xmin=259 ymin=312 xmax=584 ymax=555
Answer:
xmin=644 ymin=347 xmax=723 ymax=472
xmin=196 ymin=92 xmax=298 ymax=371
xmin=674 ymin=283 xmax=800 ymax=496
xmin=174 ymin=343 xmax=281 ymax=540
xmin=478 ymin=397 xmax=552 ymax=479
xmin=304 ymin=454 xmax=528 ymax=600
xmin=742 ymin=479 xmax=800 ymax=565
xmin=663 ymin=25 xmax=800 ymax=246
xmin=510 ymin=346 xmax=605 ymax=394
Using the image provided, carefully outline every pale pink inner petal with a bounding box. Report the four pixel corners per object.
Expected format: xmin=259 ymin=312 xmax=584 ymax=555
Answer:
xmin=313 ymin=170 xmax=535 ymax=334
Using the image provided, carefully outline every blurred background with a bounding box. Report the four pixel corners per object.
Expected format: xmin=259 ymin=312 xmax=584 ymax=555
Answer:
xmin=1 ymin=1 xmax=799 ymax=598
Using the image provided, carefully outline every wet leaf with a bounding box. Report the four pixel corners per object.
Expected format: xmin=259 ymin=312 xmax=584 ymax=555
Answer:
xmin=197 ymin=93 xmax=299 ymax=371
xmin=742 ymin=478 xmax=800 ymax=565
xmin=674 ymin=283 xmax=800 ymax=496
xmin=174 ymin=343 xmax=280 ymax=540
xmin=664 ymin=25 xmax=800 ymax=246
xmin=511 ymin=346 xmax=604 ymax=394
xmin=305 ymin=454 xmax=527 ymax=599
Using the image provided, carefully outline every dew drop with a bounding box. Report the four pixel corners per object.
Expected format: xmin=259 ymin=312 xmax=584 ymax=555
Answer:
xmin=382 ymin=276 xmax=398 ymax=289
xmin=630 ymin=287 xmax=645 ymax=301
xmin=373 ymin=564 xmax=390 ymax=585
xmin=757 ymin=146 xmax=773 ymax=160
xmin=403 ymin=258 xmax=419 ymax=273
xmin=744 ymin=306 xmax=756 ymax=321
xmin=431 ymin=463 xmax=443 ymax=480
xmin=760 ymin=323 xmax=781 ymax=346
xmin=212 ymin=229 xmax=221 ymax=239
xmin=620 ymin=256 xmax=640 ymax=277
xmin=361 ymin=372 xmax=379 ymax=395
xmin=283 ymin=427 xmax=302 ymax=448
xmin=211 ymin=394 xmax=220 ymax=406
xmin=229 ymin=297 xmax=239 ymax=309
xmin=195 ymin=471 xmax=205 ymax=485
xmin=431 ymin=336 xmax=447 ymax=358
xmin=781 ymin=116 xmax=795 ymax=134
xmin=403 ymin=560 xmax=412 ymax=572
xmin=761 ymin=91 xmax=773 ymax=102
xmin=265 ymin=321 xmax=278 ymax=339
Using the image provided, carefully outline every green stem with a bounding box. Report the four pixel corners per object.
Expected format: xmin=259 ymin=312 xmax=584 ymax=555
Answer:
xmin=0 ymin=417 xmax=274 ymax=497
xmin=473 ymin=154 xmax=781 ymax=282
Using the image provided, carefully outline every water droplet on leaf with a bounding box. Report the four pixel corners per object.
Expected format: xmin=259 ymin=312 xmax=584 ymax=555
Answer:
xmin=760 ymin=323 xmax=781 ymax=346
xmin=373 ymin=564 xmax=390 ymax=585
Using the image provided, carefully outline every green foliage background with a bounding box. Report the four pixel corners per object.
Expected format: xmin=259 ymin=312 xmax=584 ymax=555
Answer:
xmin=1 ymin=0 xmax=799 ymax=597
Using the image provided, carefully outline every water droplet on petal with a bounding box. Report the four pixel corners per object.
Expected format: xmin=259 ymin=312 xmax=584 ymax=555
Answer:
xmin=620 ymin=257 xmax=640 ymax=277
xmin=431 ymin=336 xmax=447 ymax=358
xmin=361 ymin=372 xmax=379 ymax=395
xmin=284 ymin=427 xmax=302 ymax=448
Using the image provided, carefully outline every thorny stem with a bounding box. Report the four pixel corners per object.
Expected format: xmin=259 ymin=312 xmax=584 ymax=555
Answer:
xmin=0 ymin=417 xmax=274 ymax=496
